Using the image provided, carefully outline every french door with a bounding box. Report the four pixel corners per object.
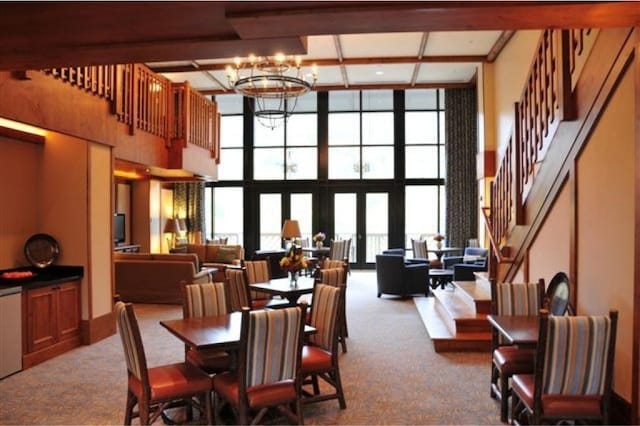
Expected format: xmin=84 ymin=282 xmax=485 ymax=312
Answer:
xmin=332 ymin=191 xmax=389 ymax=269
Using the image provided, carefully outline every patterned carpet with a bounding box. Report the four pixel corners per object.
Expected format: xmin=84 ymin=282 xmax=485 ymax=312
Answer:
xmin=0 ymin=270 xmax=502 ymax=425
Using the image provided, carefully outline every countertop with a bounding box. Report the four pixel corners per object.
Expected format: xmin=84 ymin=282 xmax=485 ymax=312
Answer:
xmin=0 ymin=265 xmax=84 ymax=296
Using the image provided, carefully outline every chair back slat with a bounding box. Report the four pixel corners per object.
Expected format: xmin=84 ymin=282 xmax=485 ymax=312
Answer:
xmin=542 ymin=315 xmax=614 ymax=395
xmin=244 ymin=260 xmax=270 ymax=284
xmin=244 ymin=307 xmax=303 ymax=387
xmin=226 ymin=268 xmax=250 ymax=311
xmin=184 ymin=282 xmax=228 ymax=317
xmin=496 ymin=282 xmax=544 ymax=316
xmin=319 ymin=267 xmax=344 ymax=287
xmin=411 ymin=239 xmax=428 ymax=259
xmin=115 ymin=301 xmax=147 ymax=382
xmin=308 ymin=284 xmax=341 ymax=351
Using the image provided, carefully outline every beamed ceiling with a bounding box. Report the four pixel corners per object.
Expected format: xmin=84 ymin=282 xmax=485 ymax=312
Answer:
xmin=0 ymin=2 xmax=638 ymax=94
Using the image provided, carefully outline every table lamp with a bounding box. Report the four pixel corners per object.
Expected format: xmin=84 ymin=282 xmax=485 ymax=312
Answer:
xmin=163 ymin=218 xmax=180 ymax=249
xmin=281 ymin=219 xmax=301 ymax=249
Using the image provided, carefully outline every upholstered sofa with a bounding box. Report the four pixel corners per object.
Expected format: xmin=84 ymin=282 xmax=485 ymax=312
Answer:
xmin=375 ymin=253 xmax=429 ymax=298
xmin=114 ymin=252 xmax=212 ymax=304
xmin=171 ymin=243 xmax=244 ymax=281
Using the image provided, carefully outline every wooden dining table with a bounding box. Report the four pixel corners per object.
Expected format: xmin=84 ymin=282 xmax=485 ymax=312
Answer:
xmin=486 ymin=314 xmax=539 ymax=348
xmin=249 ymin=276 xmax=315 ymax=307
xmin=160 ymin=311 xmax=316 ymax=352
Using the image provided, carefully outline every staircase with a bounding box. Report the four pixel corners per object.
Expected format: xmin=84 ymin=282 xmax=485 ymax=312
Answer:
xmin=414 ymin=273 xmax=492 ymax=352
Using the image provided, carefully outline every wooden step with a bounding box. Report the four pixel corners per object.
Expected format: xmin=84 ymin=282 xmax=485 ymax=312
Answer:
xmin=432 ymin=287 xmax=491 ymax=334
xmin=414 ymin=295 xmax=491 ymax=353
xmin=453 ymin=279 xmax=492 ymax=315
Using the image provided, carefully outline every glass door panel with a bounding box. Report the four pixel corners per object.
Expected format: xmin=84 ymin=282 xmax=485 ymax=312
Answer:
xmin=334 ymin=193 xmax=357 ymax=263
xmin=291 ymin=193 xmax=313 ymax=243
xmin=366 ymin=193 xmax=388 ymax=263
xmin=259 ymin=194 xmax=282 ymax=249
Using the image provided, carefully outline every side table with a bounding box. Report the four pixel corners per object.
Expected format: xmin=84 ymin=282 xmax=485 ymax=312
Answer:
xmin=429 ymin=269 xmax=454 ymax=290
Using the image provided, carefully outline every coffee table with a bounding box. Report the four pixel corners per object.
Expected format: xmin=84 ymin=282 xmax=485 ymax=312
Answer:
xmin=429 ymin=268 xmax=454 ymax=290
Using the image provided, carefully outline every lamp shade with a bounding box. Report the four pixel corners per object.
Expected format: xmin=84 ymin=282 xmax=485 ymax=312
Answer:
xmin=281 ymin=219 xmax=301 ymax=239
xmin=163 ymin=218 xmax=180 ymax=234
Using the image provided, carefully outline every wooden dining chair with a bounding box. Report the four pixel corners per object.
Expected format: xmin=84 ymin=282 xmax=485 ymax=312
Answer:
xmin=225 ymin=266 xmax=277 ymax=311
xmin=300 ymin=283 xmax=347 ymax=410
xmin=115 ymin=301 xmax=213 ymax=425
xmin=490 ymin=279 xmax=545 ymax=422
xmin=242 ymin=259 xmax=274 ymax=306
xmin=318 ymin=266 xmax=348 ymax=353
xmin=182 ymin=282 xmax=233 ymax=375
xmin=213 ymin=305 xmax=306 ymax=425
xmin=511 ymin=309 xmax=618 ymax=425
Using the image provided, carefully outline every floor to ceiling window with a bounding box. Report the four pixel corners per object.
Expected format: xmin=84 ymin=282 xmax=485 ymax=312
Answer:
xmin=207 ymin=88 xmax=448 ymax=268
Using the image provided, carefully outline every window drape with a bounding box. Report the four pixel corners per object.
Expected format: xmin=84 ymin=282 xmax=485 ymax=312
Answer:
xmin=174 ymin=182 xmax=205 ymax=243
xmin=445 ymin=88 xmax=478 ymax=249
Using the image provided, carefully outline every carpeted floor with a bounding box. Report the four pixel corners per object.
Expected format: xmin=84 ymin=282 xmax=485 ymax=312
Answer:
xmin=0 ymin=270 xmax=502 ymax=425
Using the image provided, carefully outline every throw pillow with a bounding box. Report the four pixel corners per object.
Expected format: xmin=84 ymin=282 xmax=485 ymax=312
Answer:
xmin=215 ymin=246 xmax=237 ymax=264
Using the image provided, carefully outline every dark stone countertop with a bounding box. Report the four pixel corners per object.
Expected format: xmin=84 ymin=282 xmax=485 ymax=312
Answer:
xmin=0 ymin=265 xmax=84 ymax=296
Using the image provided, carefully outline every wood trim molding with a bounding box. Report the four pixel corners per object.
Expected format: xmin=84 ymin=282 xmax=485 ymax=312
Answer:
xmin=80 ymin=311 xmax=116 ymax=345
xmin=0 ymin=125 xmax=45 ymax=145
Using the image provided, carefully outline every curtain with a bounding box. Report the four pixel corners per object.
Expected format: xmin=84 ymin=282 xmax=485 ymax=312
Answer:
xmin=174 ymin=182 xmax=205 ymax=243
xmin=445 ymin=88 xmax=478 ymax=249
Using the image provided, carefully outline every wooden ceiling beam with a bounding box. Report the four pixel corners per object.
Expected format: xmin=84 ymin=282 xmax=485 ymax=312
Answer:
xmin=486 ymin=31 xmax=516 ymax=63
xmin=200 ymin=81 xmax=474 ymax=96
xmin=148 ymin=54 xmax=487 ymax=74
xmin=227 ymin=2 xmax=640 ymax=37
xmin=410 ymin=32 xmax=430 ymax=87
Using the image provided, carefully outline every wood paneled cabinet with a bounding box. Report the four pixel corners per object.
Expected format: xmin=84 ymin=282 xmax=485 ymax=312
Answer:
xmin=23 ymin=280 xmax=81 ymax=368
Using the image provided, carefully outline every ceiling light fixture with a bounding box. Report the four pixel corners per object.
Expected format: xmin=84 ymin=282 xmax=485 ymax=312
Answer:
xmin=226 ymin=53 xmax=318 ymax=130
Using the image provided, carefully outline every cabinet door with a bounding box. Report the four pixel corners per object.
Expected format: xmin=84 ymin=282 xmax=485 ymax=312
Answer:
xmin=57 ymin=281 xmax=80 ymax=341
xmin=26 ymin=286 xmax=58 ymax=353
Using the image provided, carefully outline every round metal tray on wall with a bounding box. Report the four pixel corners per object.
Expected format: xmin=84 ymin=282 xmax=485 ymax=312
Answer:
xmin=24 ymin=233 xmax=60 ymax=269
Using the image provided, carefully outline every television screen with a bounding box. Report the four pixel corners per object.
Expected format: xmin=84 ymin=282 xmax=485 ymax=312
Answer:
xmin=114 ymin=213 xmax=125 ymax=244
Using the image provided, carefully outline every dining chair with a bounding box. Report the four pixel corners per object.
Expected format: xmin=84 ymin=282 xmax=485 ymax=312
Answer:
xmin=490 ymin=279 xmax=545 ymax=422
xmin=213 ymin=305 xmax=306 ymax=425
xmin=318 ymin=266 xmax=348 ymax=353
xmin=115 ymin=301 xmax=213 ymax=425
xmin=300 ymin=283 xmax=347 ymax=409
xmin=242 ymin=259 xmax=275 ymax=305
xmin=182 ymin=281 xmax=233 ymax=375
xmin=225 ymin=266 xmax=276 ymax=311
xmin=511 ymin=309 xmax=618 ymax=425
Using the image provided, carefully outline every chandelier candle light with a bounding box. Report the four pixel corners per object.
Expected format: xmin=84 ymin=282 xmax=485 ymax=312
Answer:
xmin=226 ymin=53 xmax=318 ymax=129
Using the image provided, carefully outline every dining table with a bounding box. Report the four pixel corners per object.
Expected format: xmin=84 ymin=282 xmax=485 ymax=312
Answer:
xmin=160 ymin=311 xmax=316 ymax=352
xmin=486 ymin=314 xmax=539 ymax=348
xmin=301 ymin=246 xmax=331 ymax=257
xmin=428 ymin=246 xmax=463 ymax=262
xmin=249 ymin=276 xmax=315 ymax=307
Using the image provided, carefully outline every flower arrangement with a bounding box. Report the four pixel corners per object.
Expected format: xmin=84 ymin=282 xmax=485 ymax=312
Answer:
xmin=433 ymin=233 xmax=445 ymax=242
xmin=279 ymin=245 xmax=308 ymax=274
xmin=313 ymin=232 xmax=326 ymax=243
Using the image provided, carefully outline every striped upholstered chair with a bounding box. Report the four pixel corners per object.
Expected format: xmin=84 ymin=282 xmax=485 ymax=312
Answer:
xmin=490 ymin=279 xmax=545 ymax=422
xmin=213 ymin=306 xmax=306 ymax=425
xmin=182 ymin=282 xmax=233 ymax=375
xmin=318 ymin=266 xmax=349 ymax=353
xmin=300 ymin=283 xmax=347 ymax=409
xmin=115 ymin=301 xmax=213 ymax=425
xmin=511 ymin=310 xmax=618 ymax=425
xmin=225 ymin=267 xmax=272 ymax=311
xmin=242 ymin=259 xmax=273 ymax=304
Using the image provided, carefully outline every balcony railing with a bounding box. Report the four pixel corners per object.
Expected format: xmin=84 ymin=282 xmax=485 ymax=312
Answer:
xmin=42 ymin=63 xmax=218 ymax=157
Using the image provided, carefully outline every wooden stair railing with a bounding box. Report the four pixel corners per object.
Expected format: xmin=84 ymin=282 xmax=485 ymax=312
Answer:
xmin=488 ymin=28 xmax=595 ymax=278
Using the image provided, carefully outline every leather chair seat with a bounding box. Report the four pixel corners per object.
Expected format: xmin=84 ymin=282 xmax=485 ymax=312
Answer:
xmin=301 ymin=345 xmax=332 ymax=373
xmin=186 ymin=348 xmax=232 ymax=373
xmin=129 ymin=363 xmax=213 ymax=401
xmin=493 ymin=346 xmax=535 ymax=375
xmin=512 ymin=374 xmax=603 ymax=418
xmin=214 ymin=372 xmax=297 ymax=408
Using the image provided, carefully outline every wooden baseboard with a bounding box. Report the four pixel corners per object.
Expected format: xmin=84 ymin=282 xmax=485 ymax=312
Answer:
xmin=22 ymin=336 xmax=81 ymax=369
xmin=611 ymin=391 xmax=632 ymax=425
xmin=80 ymin=310 xmax=116 ymax=345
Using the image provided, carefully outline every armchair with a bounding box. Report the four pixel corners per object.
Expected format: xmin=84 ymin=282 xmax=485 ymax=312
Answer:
xmin=443 ymin=247 xmax=488 ymax=281
xmin=375 ymin=253 xmax=429 ymax=298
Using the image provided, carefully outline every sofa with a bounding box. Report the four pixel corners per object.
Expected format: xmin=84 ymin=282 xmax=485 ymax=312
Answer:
xmin=114 ymin=252 xmax=212 ymax=304
xmin=171 ymin=243 xmax=244 ymax=281
xmin=442 ymin=247 xmax=488 ymax=281
xmin=375 ymin=253 xmax=429 ymax=298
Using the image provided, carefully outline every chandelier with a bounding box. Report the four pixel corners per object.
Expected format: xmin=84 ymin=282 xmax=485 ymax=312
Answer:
xmin=226 ymin=53 xmax=318 ymax=129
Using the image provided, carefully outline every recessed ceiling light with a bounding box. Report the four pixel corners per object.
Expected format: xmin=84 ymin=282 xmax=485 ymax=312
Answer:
xmin=375 ymin=70 xmax=384 ymax=76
